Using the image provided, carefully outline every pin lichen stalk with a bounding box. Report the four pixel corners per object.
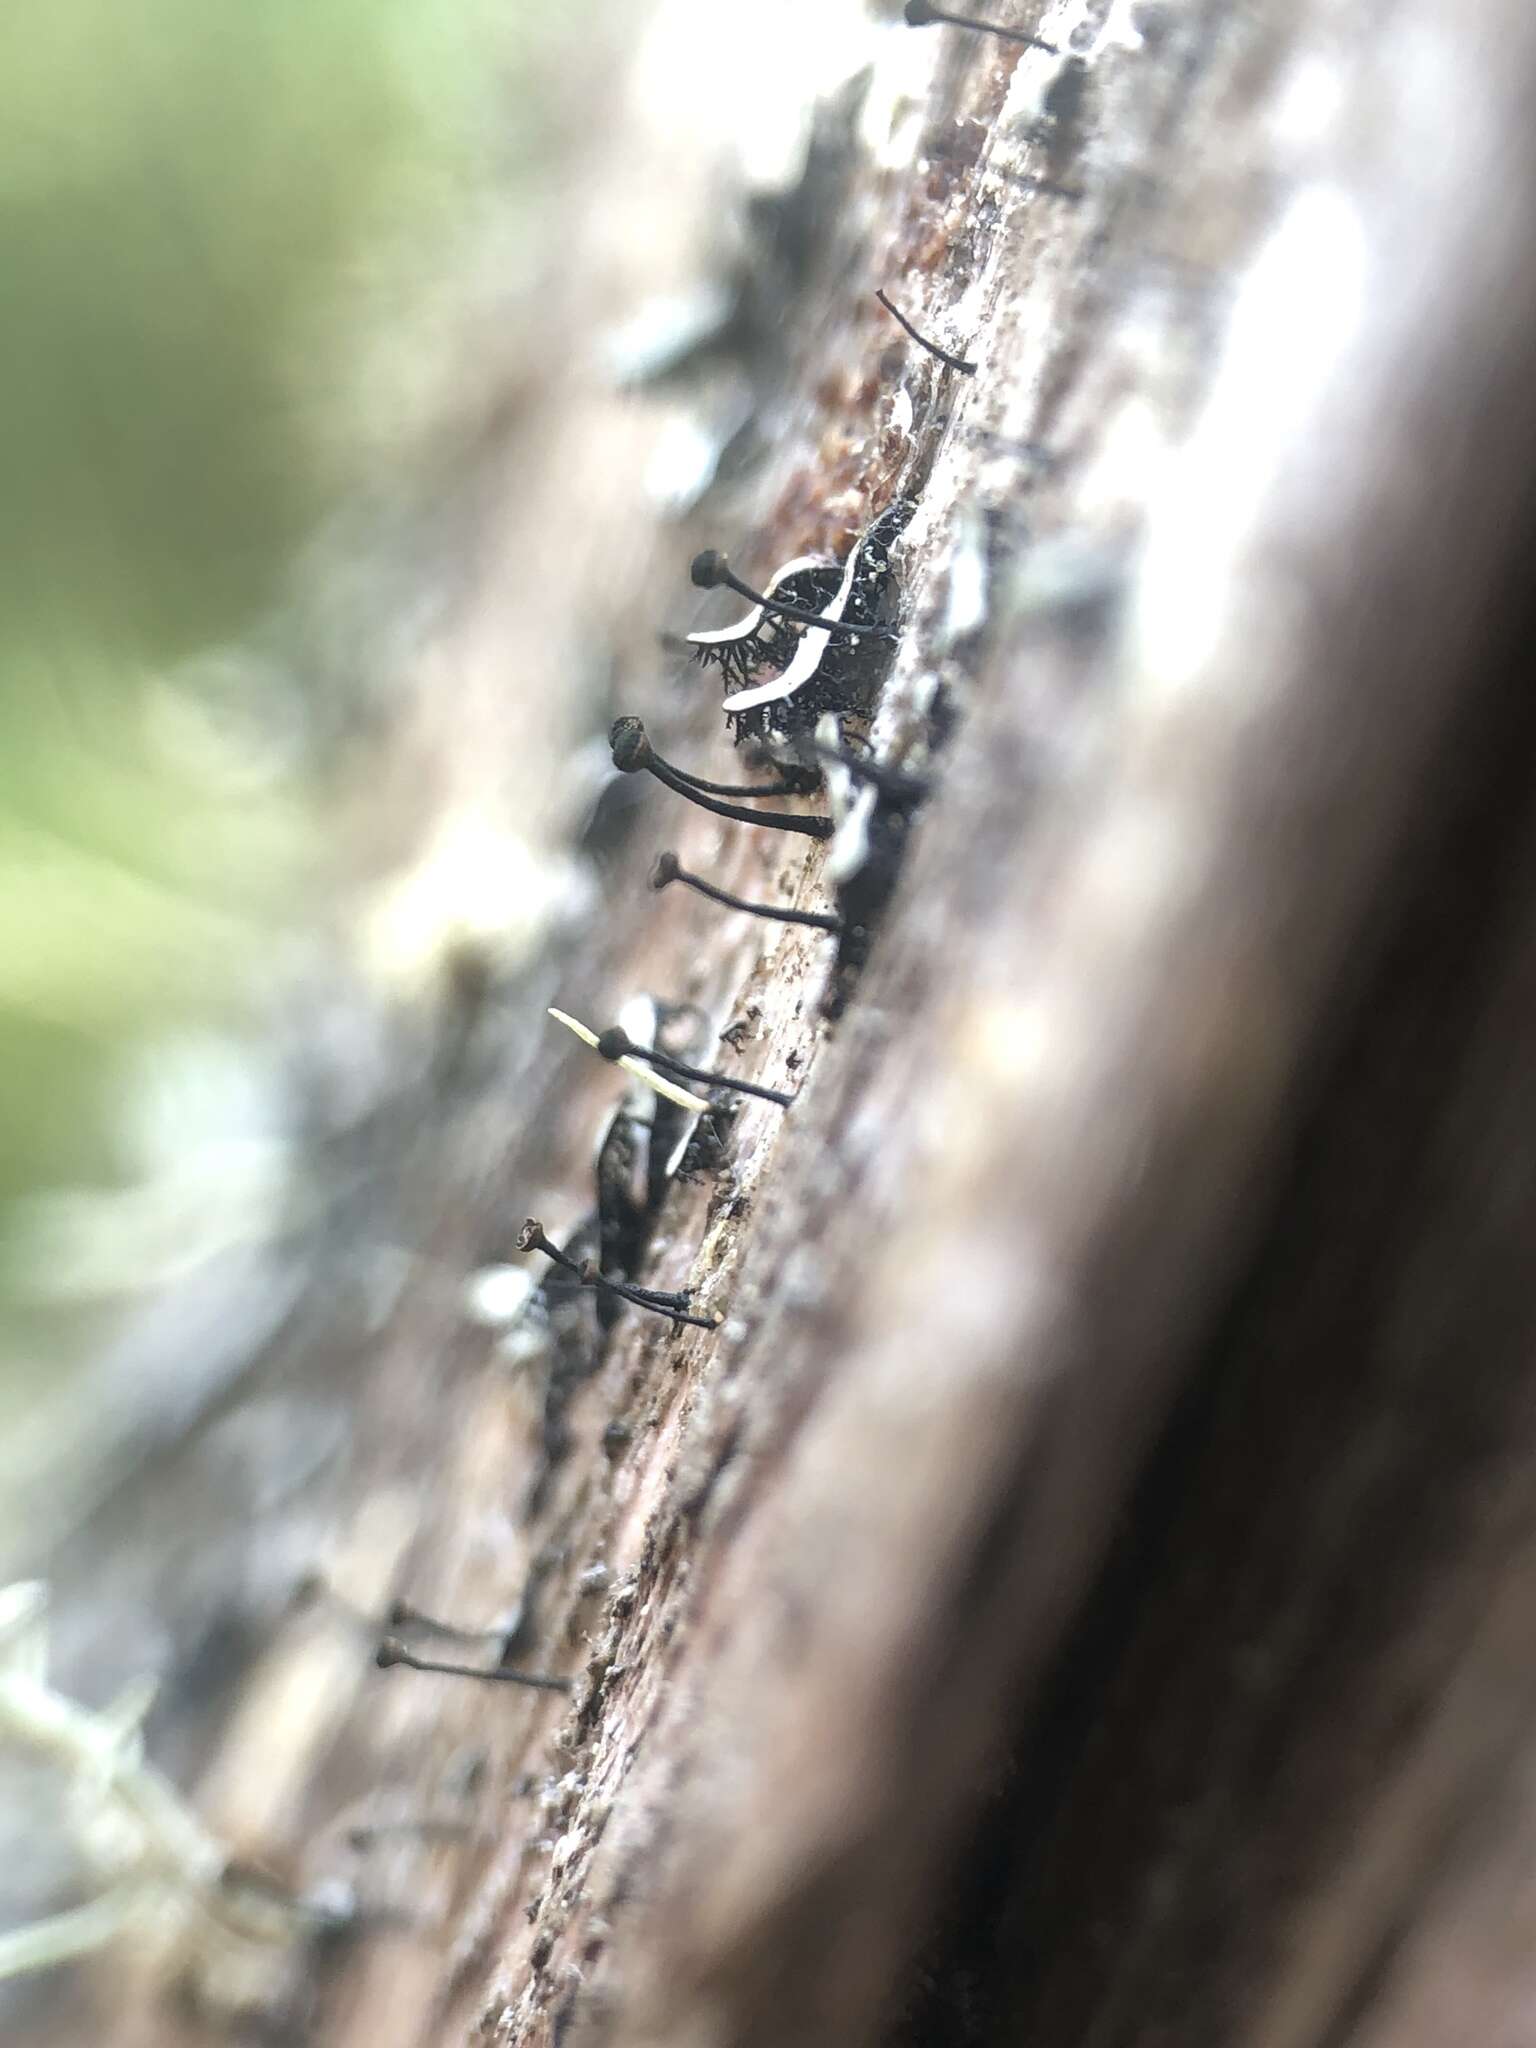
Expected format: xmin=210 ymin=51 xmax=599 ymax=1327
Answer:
xmin=903 ymin=0 xmax=1058 ymax=52
xmin=609 ymin=720 xmax=833 ymax=840
xmin=375 ymin=1641 xmax=570 ymax=1690
xmin=652 ymin=850 xmax=842 ymax=934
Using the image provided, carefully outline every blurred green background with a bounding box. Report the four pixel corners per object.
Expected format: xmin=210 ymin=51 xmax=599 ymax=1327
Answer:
xmin=0 ymin=0 xmax=577 ymax=1451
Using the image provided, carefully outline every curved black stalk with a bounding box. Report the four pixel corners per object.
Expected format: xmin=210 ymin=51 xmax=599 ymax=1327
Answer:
xmin=875 ymin=288 xmax=976 ymax=374
xmin=651 ymin=849 xmax=842 ymax=933
xmin=592 ymin=1021 xmax=797 ymax=1109
xmin=690 ymin=551 xmax=887 ymax=638
xmin=610 ymin=718 xmax=832 ymax=839
xmin=608 ymin=718 xmax=817 ymax=800
xmin=903 ymin=0 xmax=1058 ymax=52
xmin=517 ymin=1218 xmax=717 ymax=1328
xmin=374 ymin=1640 xmax=570 ymax=1690
xmin=574 ymin=1259 xmax=719 ymax=1329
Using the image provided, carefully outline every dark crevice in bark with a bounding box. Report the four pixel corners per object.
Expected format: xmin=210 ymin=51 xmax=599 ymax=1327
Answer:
xmin=888 ymin=498 xmax=1536 ymax=2048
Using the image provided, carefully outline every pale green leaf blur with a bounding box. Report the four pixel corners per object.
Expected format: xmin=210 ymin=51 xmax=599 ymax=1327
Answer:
xmin=0 ymin=2 xmax=569 ymax=1433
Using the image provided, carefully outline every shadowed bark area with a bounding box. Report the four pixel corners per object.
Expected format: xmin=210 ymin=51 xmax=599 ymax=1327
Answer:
xmin=19 ymin=3 xmax=1536 ymax=2046
xmin=900 ymin=535 xmax=1536 ymax=2048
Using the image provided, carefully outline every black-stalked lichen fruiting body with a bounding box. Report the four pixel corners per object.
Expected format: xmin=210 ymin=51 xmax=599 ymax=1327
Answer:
xmin=875 ymin=288 xmax=977 ymax=374
xmin=699 ymin=496 xmax=918 ymax=747
xmin=686 ymin=555 xmax=844 ymax=688
xmin=609 ymin=717 xmax=833 ymax=839
xmin=903 ymin=0 xmax=1058 ymax=52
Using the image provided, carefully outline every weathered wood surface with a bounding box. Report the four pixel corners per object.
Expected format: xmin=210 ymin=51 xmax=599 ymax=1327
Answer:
xmin=15 ymin=0 xmax=1536 ymax=2044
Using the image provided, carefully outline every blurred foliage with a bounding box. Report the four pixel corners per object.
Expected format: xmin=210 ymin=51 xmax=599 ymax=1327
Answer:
xmin=0 ymin=1 xmax=564 ymax=1379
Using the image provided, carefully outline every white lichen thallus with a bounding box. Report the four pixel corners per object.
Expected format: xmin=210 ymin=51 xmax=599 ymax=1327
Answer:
xmin=0 ymin=1581 xmax=350 ymax=1995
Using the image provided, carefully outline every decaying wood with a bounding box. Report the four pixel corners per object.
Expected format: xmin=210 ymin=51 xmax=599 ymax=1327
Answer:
xmin=15 ymin=1 xmax=1536 ymax=2044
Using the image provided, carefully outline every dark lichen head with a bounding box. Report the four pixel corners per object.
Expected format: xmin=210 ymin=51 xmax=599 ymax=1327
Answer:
xmin=689 ymin=548 xmax=730 ymax=591
xmin=609 ymin=716 xmax=652 ymax=774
